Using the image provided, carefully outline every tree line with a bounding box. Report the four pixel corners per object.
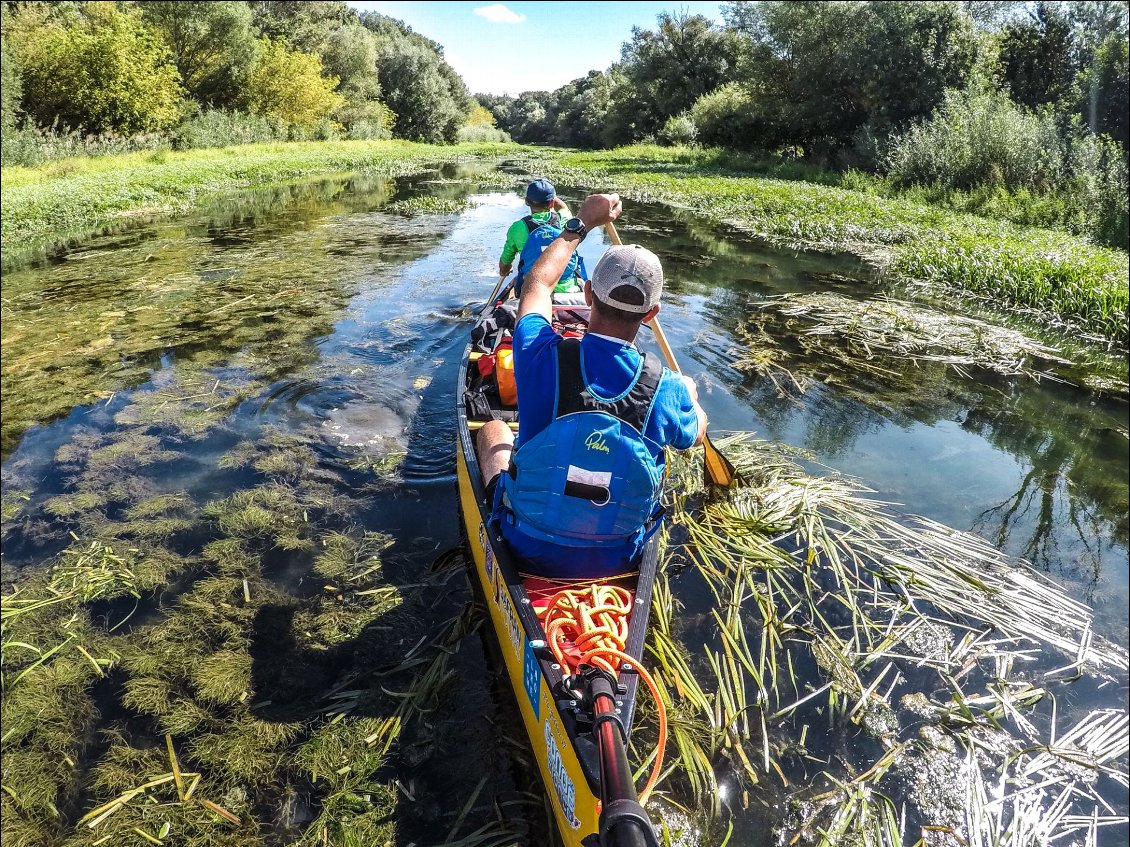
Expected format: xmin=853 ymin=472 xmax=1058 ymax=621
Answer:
xmin=0 ymin=0 xmax=483 ymax=158
xmin=479 ymin=1 xmax=1128 ymax=248
xmin=1 ymin=1 xmax=1125 ymax=247
xmin=480 ymin=1 xmax=1126 ymax=157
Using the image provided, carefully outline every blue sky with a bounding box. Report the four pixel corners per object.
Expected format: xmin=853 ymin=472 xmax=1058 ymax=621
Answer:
xmin=347 ymin=2 xmax=724 ymax=96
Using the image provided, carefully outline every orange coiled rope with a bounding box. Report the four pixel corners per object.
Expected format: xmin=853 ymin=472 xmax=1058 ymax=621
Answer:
xmin=534 ymin=582 xmax=667 ymax=804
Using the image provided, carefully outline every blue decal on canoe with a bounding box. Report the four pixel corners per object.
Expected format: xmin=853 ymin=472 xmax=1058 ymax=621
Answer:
xmin=523 ymin=639 xmax=541 ymax=719
xmin=479 ymin=522 xmax=494 ymax=581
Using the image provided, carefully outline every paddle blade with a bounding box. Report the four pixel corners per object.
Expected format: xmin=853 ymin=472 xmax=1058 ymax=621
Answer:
xmin=703 ymin=434 xmax=740 ymax=489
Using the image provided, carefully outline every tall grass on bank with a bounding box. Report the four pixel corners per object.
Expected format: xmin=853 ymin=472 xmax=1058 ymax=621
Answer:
xmin=519 ymin=146 xmax=1130 ymax=345
xmin=0 ymin=140 xmax=516 ymax=266
xmin=0 ymin=123 xmax=171 ymax=167
xmin=885 ymin=89 xmax=1128 ymax=251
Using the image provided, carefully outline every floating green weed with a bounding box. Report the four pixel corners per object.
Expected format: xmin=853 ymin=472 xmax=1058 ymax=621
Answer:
xmin=385 ymin=196 xmax=472 ymax=216
xmin=0 ymin=539 xmax=143 ymax=845
xmin=733 ymin=291 xmax=1073 ymax=388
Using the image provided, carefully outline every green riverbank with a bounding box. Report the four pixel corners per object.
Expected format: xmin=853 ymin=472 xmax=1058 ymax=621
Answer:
xmin=0 ymin=140 xmax=515 ymax=268
xmin=3 ymin=140 xmax=1127 ymax=344
xmin=522 ymin=145 xmax=1130 ymax=346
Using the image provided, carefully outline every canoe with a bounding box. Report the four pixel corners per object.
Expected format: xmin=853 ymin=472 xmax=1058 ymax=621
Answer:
xmin=455 ymin=304 xmax=662 ymax=847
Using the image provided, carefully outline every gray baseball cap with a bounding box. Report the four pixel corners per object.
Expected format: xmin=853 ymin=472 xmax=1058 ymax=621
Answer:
xmin=590 ymin=245 xmax=664 ymax=314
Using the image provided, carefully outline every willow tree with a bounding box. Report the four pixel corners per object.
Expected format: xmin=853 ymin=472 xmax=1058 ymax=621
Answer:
xmin=245 ymin=38 xmax=343 ymax=132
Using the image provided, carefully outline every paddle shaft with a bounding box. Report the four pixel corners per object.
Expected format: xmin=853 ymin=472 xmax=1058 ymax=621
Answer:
xmin=478 ymin=274 xmax=507 ymax=315
xmin=590 ymin=678 xmax=657 ymax=847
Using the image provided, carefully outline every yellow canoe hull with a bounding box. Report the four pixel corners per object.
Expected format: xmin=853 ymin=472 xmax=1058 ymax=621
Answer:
xmin=456 ymin=443 xmax=599 ymax=845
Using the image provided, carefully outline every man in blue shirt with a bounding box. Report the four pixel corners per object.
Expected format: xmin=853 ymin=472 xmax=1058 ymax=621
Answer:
xmin=476 ymin=193 xmax=707 ymax=577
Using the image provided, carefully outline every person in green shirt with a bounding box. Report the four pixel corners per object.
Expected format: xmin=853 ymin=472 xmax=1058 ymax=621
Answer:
xmin=499 ymin=179 xmax=582 ymax=295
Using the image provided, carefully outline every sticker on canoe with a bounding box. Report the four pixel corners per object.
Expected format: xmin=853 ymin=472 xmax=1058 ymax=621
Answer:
xmin=494 ymin=564 xmax=522 ymax=654
xmin=523 ymin=639 xmax=541 ymax=719
xmin=479 ymin=522 xmax=494 ymax=581
xmin=545 ymin=714 xmax=581 ymax=829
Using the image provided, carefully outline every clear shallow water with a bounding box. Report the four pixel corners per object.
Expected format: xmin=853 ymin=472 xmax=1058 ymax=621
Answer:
xmin=2 ymin=167 xmax=1127 ymax=844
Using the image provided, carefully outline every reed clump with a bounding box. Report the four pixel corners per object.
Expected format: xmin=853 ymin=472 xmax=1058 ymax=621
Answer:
xmin=733 ymin=291 xmax=1073 ymax=389
xmin=641 ymin=435 xmax=1127 ymax=845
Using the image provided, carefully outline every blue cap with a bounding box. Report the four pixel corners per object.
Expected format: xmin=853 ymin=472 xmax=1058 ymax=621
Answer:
xmin=525 ymin=178 xmax=556 ymax=204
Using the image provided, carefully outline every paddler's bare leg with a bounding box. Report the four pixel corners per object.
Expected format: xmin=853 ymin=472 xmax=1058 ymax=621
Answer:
xmin=476 ymin=419 xmax=514 ymax=487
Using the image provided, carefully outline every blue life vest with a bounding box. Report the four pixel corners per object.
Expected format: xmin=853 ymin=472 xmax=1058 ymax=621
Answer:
xmin=514 ymin=214 xmax=585 ymax=296
xmin=496 ymin=338 xmax=665 ymax=550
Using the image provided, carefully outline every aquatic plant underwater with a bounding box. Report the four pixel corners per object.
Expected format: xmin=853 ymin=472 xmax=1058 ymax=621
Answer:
xmin=5 ymin=424 xmax=1125 ymax=846
xmin=2 ymin=167 xmax=1127 ymax=846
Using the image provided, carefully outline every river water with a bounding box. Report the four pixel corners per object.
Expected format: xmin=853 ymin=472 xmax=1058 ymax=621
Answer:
xmin=2 ymin=164 xmax=1127 ymax=845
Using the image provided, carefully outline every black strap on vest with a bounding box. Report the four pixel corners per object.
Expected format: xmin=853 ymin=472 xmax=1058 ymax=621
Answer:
xmin=554 ymin=337 xmax=663 ymax=432
xmin=522 ymin=212 xmax=561 ymax=233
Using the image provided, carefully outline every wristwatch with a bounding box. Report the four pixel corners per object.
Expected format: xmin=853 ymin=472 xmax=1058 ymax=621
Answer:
xmin=563 ymin=217 xmax=587 ymax=239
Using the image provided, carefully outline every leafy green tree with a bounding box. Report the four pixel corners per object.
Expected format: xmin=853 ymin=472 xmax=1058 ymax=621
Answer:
xmin=374 ymin=40 xmax=468 ymax=142
xmin=1 ymin=5 xmax=22 ymax=132
xmin=660 ymin=113 xmax=698 ymax=145
xmin=465 ymin=101 xmax=496 ymax=127
xmin=576 ymin=71 xmax=620 ymax=148
xmin=547 ymin=71 xmax=618 ymax=148
xmin=619 ymin=12 xmax=743 ymax=138
xmin=139 ymin=1 xmax=258 ymax=108
xmin=10 ymin=1 xmax=183 ymax=134
xmin=722 ymin=1 xmax=977 ymax=159
xmin=959 ymin=0 xmax=1026 ymax=29
xmin=476 ymin=92 xmax=516 ymax=136
xmin=723 ymin=1 xmax=870 ymax=154
xmin=502 ymin=90 xmax=553 ymax=143
xmin=360 ymin=13 xmax=468 ymax=143
xmin=248 ymin=0 xmax=354 ymax=50
xmin=245 ymin=38 xmax=343 ymax=131
xmin=858 ymin=1 xmax=979 ymax=134
xmin=1081 ymin=29 xmax=1129 ymax=146
xmin=1067 ymin=0 xmax=1130 ymax=57
xmin=998 ymin=2 xmax=1078 ymax=110
xmin=599 ymin=66 xmax=647 ymax=147
xmin=319 ymin=22 xmax=391 ymax=137
xmin=689 ymin=82 xmax=759 ymax=148
xmin=1070 ymin=2 xmax=1129 ymax=147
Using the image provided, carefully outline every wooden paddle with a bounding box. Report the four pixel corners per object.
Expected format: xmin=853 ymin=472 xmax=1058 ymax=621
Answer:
xmin=477 ymin=273 xmax=508 ymax=315
xmin=604 ymin=219 xmax=740 ymax=489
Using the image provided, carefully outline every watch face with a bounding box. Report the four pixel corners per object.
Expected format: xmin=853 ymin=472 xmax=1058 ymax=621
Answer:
xmin=566 ymin=218 xmax=584 ymax=233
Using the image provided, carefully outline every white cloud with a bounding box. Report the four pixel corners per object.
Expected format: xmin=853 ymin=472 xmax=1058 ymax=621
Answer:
xmin=473 ymin=4 xmax=526 ymax=24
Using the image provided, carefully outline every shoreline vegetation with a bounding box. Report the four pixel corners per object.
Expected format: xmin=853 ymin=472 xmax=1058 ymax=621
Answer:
xmin=0 ymin=140 xmax=514 ymax=269
xmin=3 ymin=139 xmax=1127 ymax=346
xmin=519 ymin=145 xmax=1130 ymax=347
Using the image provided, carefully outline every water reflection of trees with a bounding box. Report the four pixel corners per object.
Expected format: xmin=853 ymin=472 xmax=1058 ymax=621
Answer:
xmin=962 ymin=389 xmax=1129 ymax=585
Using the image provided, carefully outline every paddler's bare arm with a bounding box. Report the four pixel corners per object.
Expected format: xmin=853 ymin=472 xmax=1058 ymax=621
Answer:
xmin=518 ymin=193 xmax=622 ymax=321
xmin=683 ymin=375 xmax=708 ymax=447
